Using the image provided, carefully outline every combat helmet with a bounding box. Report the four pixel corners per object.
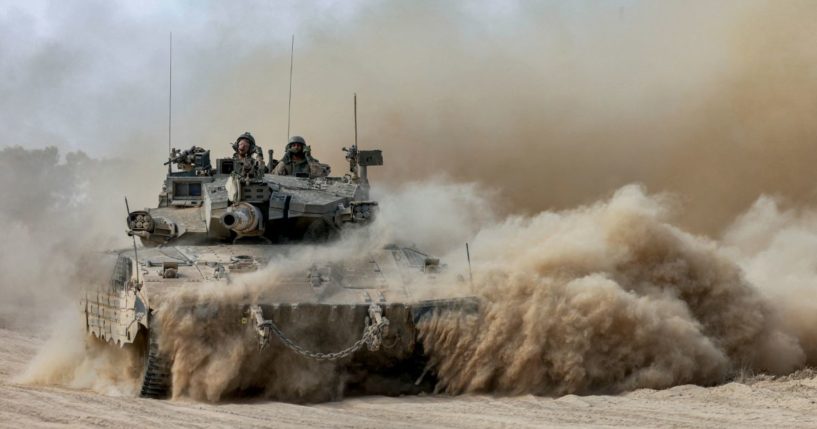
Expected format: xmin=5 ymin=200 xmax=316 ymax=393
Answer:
xmin=232 ymin=131 xmax=256 ymax=152
xmin=286 ymin=135 xmax=307 ymax=154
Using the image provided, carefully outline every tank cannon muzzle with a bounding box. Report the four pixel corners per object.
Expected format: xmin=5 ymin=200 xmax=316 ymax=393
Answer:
xmin=220 ymin=202 xmax=265 ymax=236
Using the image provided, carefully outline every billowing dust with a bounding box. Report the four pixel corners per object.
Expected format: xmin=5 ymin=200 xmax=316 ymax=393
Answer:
xmin=20 ymin=311 xmax=143 ymax=396
xmin=0 ymin=146 xmax=155 ymax=329
xmin=419 ymin=185 xmax=805 ymax=395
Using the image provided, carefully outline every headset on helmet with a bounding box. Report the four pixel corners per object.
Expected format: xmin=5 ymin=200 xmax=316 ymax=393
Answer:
xmin=286 ymin=135 xmax=307 ymax=153
xmin=231 ymin=131 xmax=256 ymax=152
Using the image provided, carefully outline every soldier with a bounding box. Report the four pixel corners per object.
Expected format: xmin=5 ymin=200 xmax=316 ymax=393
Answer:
xmin=232 ymin=131 xmax=266 ymax=178
xmin=273 ymin=135 xmax=329 ymax=177
xmin=233 ymin=132 xmax=261 ymax=161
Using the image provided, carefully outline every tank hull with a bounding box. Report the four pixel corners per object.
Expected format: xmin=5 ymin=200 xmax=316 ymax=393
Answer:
xmin=82 ymin=244 xmax=477 ymax=399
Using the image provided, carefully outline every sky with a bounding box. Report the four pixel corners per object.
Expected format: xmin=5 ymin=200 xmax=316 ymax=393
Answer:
xmin=0 ymin=0 xmax=688 ymax=158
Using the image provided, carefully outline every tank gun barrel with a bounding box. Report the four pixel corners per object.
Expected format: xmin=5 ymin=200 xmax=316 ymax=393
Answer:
xmin=220 ymin=202 xmax=264 ymax=236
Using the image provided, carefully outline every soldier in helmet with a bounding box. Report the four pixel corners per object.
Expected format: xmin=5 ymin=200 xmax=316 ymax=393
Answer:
xmin=233 ymin=132 xmax=260 ymax=160
xmin=273 ymin=135 xmax=329 ymax=178
xmin=232 ymin=131 xmax=267 ymax=178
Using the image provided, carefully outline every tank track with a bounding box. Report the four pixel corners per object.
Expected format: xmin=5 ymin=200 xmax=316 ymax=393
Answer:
xmin=139 ymin=325 xmax=172 ymax=399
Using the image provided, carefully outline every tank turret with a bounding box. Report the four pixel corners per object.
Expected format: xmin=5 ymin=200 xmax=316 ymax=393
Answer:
xmin=135 ymin=142 xmax=383 ymax=245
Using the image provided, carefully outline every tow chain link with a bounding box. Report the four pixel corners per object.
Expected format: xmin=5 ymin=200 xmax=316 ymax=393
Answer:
xmin=248 ymin=304 xmax=389 ymax=361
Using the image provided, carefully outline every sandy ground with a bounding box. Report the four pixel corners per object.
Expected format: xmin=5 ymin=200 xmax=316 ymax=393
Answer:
xmin=2 ymin=328 xmax=817 ymax=428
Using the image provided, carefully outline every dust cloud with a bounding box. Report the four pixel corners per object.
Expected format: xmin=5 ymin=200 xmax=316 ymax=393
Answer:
xmin=20 ymin=310 xmax=142 ymax=396
xmin=0 ymin=146 xmax=154 ymax=393
xmin=0 ymin=147 xmax=124 ymax=328
xmin=722 ymin=197 xmax=817 ymax=366
xmin=418 ymin=185 xmax=806 ymax=395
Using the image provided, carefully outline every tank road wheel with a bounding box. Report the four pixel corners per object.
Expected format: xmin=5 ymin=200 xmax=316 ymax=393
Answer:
xmin=139 ymin=320 xmax=172 ymax=399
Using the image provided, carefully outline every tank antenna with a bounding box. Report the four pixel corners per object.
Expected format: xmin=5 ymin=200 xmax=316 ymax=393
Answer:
xmin=354 ymin=93 xmax=358 ymax=148
xmin=125 ymin=197 xmax=140 ymax=286
xmin=167 ymin=32 xmax=173 ymax=174
xmin=286 ymin=34 xmax=295 ymax=140
xmin=466 ymin=242 xmax=473 ymax=290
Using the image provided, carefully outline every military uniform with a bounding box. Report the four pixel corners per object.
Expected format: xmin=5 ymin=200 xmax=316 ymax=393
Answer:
xmin=273 ymin=153 xmax=311 ymax=176
xmin=273 ymin=136 xmax=329 ymax=178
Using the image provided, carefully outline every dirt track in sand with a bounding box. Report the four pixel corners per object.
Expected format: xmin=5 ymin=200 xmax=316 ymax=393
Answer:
xmin=2 ymin=328 xmax=817 ymax=428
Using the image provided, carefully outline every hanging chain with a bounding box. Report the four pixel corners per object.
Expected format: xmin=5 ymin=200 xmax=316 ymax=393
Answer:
xmin=248 ymin=304 xmax=389 ymax=361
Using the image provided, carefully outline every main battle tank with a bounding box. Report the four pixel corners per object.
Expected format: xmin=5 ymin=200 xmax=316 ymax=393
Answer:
xmin=82 ymin=140 xmax=476 ymax=399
